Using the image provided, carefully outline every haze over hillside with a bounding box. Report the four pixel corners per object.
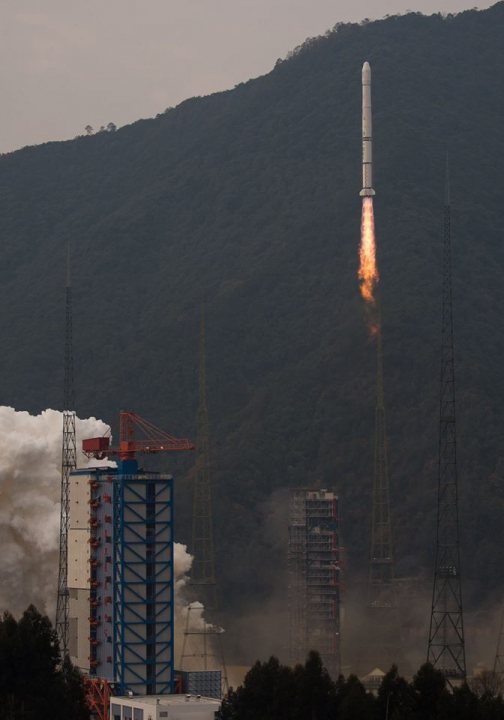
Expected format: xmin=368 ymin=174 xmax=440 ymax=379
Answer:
xmin=1 ymin=2 xmax=504 ymax=667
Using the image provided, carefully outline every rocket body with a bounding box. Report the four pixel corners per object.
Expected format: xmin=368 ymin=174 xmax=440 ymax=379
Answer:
xmin=360 ymin=61 xmax=375 ymax=197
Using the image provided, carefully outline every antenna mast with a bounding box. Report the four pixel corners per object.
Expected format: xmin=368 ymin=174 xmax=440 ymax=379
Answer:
xmin=427 ymin=162 xmax=466 ymax=684
xmin=56 ymin=243 xmax=77 ymax=657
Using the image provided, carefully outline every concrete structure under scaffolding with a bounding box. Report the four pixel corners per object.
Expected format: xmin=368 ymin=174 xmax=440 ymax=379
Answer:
xmin=288 ymin=489 xmax=341 ymax=677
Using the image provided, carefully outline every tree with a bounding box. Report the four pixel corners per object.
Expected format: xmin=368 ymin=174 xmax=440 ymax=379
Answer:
xmin=292 ymin=651 xmax=335 ymax=720
xmin=106 ymin=122 xmax=117 ymax=132
xmin=0 ymin=605 xmax=89 ymax=720
xmin=470 ymin=671 xmax=504 ymax=699
xmin=222 ymin=656 xmax=295 ymax=720
xmin=451 ymin=682 xmax=480 ymax=720
xmin=334 ymin=675 xmax=375 ymax=720
xmin=412 ymin=663 xmax=452 ymax=720
xmin=59 ymin=655 xmax=90 ymax=720
xmin=377 ymin=665 xmax=416 ymax=720
xmin=84 ymin=125 xmax=93 ymax=135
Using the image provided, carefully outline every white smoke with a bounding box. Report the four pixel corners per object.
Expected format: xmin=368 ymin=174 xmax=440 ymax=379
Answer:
xmin=0 ymin=406 xmax=218 ymax=662
xmin=0 ymin=406 xmax=109 ymax=618
xmin=173 ymin=542 xmax=220 ymax=668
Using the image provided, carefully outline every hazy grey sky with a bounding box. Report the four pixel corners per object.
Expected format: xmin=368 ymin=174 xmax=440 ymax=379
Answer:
xmin=0 ymin=0 xmax=494 ymax=153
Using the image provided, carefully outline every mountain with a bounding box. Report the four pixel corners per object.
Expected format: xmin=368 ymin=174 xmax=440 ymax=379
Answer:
xmin=1 ymin=2 xmax=504 ymax=665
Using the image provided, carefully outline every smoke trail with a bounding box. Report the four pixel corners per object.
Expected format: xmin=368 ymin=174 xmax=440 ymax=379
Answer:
xmin=359 ymin=197 xmax=379 ymax=305
xmin=0 ymin=407 xmax=109 ymax=618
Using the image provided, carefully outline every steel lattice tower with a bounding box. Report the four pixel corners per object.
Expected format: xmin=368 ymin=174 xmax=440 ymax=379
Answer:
xmin=55 ymin=244 xmax=77 ymax=657
xmin=368 ymin=315 xmax=395 ymax=608
xmin=288 ymin=489 xmax=341 ymax=677
xmin=493 ymin=605 xmax=504 ymax=677
xmin=190 ymin=306 xmax=217 ymax=609
xmin=427 ymin=165 xmax=466 ymax=684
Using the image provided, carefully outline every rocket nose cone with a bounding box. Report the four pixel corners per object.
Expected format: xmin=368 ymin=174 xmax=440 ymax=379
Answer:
xmin=362 ymin=61 xmax=371 ymax=82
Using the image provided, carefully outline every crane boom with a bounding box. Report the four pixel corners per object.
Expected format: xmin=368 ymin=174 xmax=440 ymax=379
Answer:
xmin=83 ymin=411 xmax=194 ymax=460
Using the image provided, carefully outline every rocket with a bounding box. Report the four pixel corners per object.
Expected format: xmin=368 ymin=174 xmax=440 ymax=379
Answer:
xmin=360 ymin=61 xmax=376 ymax=197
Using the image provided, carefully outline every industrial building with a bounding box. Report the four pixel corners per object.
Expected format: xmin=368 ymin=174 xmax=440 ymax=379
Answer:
xmin=288 ymin=488 xmax=341 ymax=677
xmin=110 ymin=693 xmax=220 ymax=720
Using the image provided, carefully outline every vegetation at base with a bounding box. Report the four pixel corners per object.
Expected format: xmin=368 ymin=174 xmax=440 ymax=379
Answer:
xmin=0 ymin=605 xmax=89 ymax=720
xmin=219 ymin=652 xmax=504 ymax=720
xmin=1 ymin=3 xmax=504 ymax=658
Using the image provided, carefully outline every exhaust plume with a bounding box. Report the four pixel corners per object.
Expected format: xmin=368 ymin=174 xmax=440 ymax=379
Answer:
xmin=359 ymin=197 xmax=379 ymax=305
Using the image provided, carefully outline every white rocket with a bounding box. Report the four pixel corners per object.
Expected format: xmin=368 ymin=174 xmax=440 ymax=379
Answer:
xmin=360 ymin=61 xmax=375 ymax=197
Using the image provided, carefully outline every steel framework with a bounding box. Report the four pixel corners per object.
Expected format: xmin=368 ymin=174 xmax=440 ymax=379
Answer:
xmin=114 ymin=473 xmax=174 ymax=695
xmin=427 ymin=164 xmax=466 ymax=684
xmin=190 ymin=307 xmax=217 ymax=609
xmin=56 ymin=243 xmax=77 ymax=657
xmin=368 ymin=319 xmax=395 ymax=608
xmin=84 ymin=676 xmax=111 ymax=720
xmin=494 ymin=604 xmax=504 ymax=677
xmin=288 ymin=489 xmax=341 ymax=677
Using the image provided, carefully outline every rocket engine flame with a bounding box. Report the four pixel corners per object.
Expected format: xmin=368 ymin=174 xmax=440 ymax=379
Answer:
xmin=359 ymin=197 xmax=379 ymax=304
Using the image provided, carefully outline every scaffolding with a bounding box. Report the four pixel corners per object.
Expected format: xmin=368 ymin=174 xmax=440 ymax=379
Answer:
xmin=288 ymin=489 xmax=341 ymax=677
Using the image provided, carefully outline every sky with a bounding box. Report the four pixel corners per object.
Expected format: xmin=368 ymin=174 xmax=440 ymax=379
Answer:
xmin=0 ymin=0 xmax=494 ymax=153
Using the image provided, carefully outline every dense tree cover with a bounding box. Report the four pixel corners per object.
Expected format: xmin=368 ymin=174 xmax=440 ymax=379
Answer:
xmin=0 ymin=605 xmax=89 ymax=720
xmin=0 ymin=3 xmax=504 ymax=662
xmin=219 ymin=654 xmax=504 ymax=720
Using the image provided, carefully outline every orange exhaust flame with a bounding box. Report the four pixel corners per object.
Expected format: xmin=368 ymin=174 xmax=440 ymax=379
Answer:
xmin=359 ymin=197 xmax=379 ymax=304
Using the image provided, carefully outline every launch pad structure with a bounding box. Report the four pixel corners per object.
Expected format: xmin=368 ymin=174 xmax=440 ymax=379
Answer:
xmin=288 ymin=488 xmax=341 ymax=677
xmin=68 ymin=412 xmax=194 ymax=718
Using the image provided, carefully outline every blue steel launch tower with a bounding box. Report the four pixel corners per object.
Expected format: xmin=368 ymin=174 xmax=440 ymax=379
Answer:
xmin=68 ymin=412 xmax=193 ymax=706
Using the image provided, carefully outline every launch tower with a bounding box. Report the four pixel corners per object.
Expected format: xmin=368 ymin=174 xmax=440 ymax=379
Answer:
xmin=68 ymin=412 xmax=193 ymax=708
xmin=288 ymin=489 xmax=341 ymax=676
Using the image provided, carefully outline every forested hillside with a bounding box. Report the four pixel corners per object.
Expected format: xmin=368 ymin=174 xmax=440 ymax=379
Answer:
xmin=1 ymin=2 xmax=504 ymax=666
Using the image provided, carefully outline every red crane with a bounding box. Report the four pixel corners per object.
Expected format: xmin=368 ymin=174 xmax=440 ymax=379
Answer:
xmin=82 ymin=410 xmax=195 ymax=460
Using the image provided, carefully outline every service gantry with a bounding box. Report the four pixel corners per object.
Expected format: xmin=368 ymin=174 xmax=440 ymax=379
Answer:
xmin=73 ymin=411 xmax=194 ymax=720
xmin=288 ymin=488 xmax=341 ymax=677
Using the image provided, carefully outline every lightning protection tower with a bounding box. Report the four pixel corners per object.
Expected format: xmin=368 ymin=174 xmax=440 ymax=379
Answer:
xmin=190 ymin=306 xmax=217 ymax=610
xmin=427 ymin=162 xmax=466 ymax=684
xmin=56 ymin=243 xmax=77 ymax=657
xmin=493 ymin=604 xmax=504 ymax=678
xmin=368 ymin=317 xmax=395 ymax=608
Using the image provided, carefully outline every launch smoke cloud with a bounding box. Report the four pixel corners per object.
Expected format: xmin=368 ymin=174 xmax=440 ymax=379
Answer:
xmin=0 ymin=407 xmax=108 ymax=617
xmin=0 ymin=407 xmax=211 ymax=640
